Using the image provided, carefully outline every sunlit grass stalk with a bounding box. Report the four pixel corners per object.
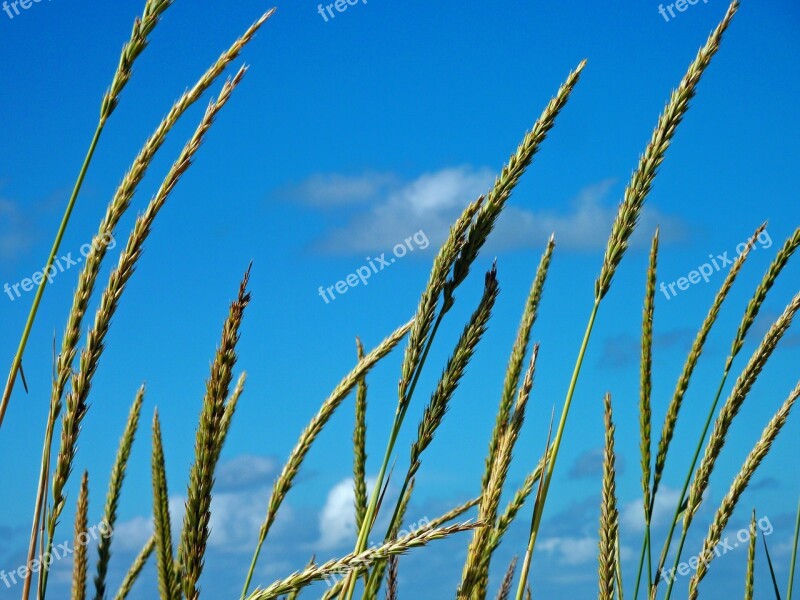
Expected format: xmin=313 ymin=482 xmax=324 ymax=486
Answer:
xmin=481 ymin=236 xmax=555 ymax=494
xmin=37 ymin=71 xmax=245 ymax=600
xmin=152 ymin=410 xmax=179 ymax=600
xmin=247 ymin=522 xmax=480 ymax=600
xmin=93 ymin=387 xmax=145 ymax=600
xmin=112 ymin=536 xmax=156 ymax=600
xmin=632 ymin=230 xmax=658 ymax=599
xmin=464 ymin=346 xmax=538 ymax=599
xmin=0 ymin=0 xmax=174 ymax=430
xmin=321 ymin=497 xmax=480 ymax=600
xmin=241 ymin=320 xmax=413 ymax=599
xmin=687 ymin=380 xmax=800 ymax=599
xmin=598 ymin=394 xmax=618 ymax=600
xmin=71 ymin=471 xmax=90 ymax=600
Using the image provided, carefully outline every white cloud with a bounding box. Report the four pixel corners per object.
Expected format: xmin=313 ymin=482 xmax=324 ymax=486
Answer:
xmin=538 ymin=536 xmax=598 ymax=566
xmin=290 ymin=170 xmax=687 ymax=256
xmin=312 ymin=166 xmax=494 ymax=255
xmin=315 ymin=476 xmax=381 ymax=551
xmin=620 ymin=486 xmax=683 ymax=533
xmin=280 ymin=172 xmax=399 ymax=207
xmin=216 ymin=455 xmax=278 ymax=492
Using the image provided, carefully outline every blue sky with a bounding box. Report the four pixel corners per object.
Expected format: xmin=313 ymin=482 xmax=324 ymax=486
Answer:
xmin=1 ymin=0 xmax=799 ymax=598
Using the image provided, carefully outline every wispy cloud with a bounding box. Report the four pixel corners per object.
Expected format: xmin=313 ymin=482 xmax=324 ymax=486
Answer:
xmin=282 ymin=169 xmax=688 ymax=256
xmin=278 ymin=172 xmax=399 ymax=207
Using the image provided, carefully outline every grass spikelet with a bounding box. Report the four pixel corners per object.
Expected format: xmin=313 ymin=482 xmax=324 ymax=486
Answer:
xmin=598 ymin=394 xmax=618 ymax=600
xmin=448 ymin=63 xmax=583 ymax=296
xmin=247 ymin=522 xmax=479 ymax=600
xmin=462 ymin=346 xmax=538 ymax=599
xmin=152 ymin=410 xmax=178 ymax=600
xmin=490 ymin=447 xmax=551 ymax=550
xmin=72 ymin=471 xmax=90 ymax=600
xmin=640 ymin=229 xmax=658 ymax=517
xmin=729 ymin=226 xmax=800 ymax=360
xmin=241 ymin=320 xmax=412 ymax=599
xmin=745 ymin=509 xmax=756 ymax=600
xmin=112 ymin=536 xmax=156 ymax=600
xmin=496 ymin=556 xmax=518 ymax=600
xmin=386 ymin=555 xmax=399 ymax=600
xmin=482 ymin=236 xmax=555 ymax=495
xmin=633 ymin=229 xmax=658 ymax=597
xmin=687 ymin=380 xmax=800 ymax=599
xmin=93 ymin=387 xmax=145 ymax=600
xmin=179 ymin=267 xmax=252 ymax=600
xmin=595 ymin=0 xmax=739 ymax=300
xmin=354 ymin=337 xmax=368 ymax=533
xmin=686 ymin=291 xmax=800 ymax=525
xmin=218 ymin=372 xmax=247 ymax=462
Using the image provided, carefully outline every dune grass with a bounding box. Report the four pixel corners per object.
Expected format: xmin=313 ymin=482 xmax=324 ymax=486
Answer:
xmin=4 ymin=1 xmax=799 ymax=599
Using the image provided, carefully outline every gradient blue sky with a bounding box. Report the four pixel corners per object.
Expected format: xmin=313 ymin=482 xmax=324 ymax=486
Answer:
xmin=1 ymin=1 xmax=799 ymax=598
